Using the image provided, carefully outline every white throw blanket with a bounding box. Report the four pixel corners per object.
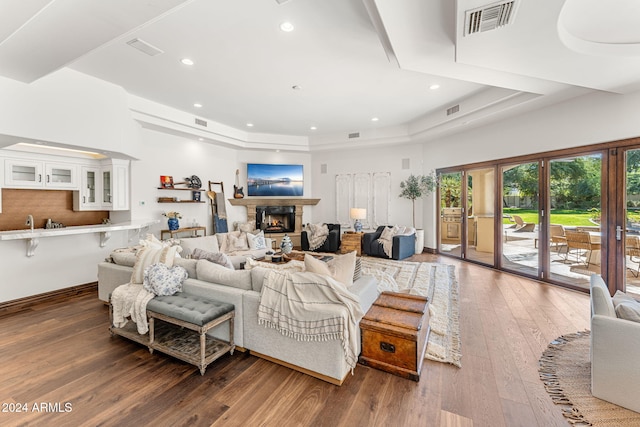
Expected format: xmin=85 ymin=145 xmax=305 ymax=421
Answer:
xmin=110 ymin=283 xmax=155 ymax=334
xmin=306 ymin=223 xmax=329 ymax=250
xmin=258 ymin=270 xmax=365 ymax=370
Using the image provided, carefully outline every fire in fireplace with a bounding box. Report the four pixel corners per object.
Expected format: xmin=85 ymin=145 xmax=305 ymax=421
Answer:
xmin=256 ymin=206 xmax=295 ymax=233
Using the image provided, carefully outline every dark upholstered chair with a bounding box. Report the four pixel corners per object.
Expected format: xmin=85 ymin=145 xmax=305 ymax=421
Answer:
xmin=362 ymin=225 xmax=415 ymax=260
xmin=301 ymin=223 xmax=341 ymax=252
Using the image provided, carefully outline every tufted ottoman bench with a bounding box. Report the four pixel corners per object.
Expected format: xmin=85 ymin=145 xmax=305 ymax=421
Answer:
xmin=146 ymin=292 xmax=235 ymax=375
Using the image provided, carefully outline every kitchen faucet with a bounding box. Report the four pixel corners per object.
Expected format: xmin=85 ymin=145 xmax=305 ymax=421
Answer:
xmin=26 ymin=214 xmax=34 ymax=231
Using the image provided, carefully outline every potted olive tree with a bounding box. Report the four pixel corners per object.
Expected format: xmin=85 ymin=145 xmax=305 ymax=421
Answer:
xmin=399 ymin=172 xmax=438 ymax=254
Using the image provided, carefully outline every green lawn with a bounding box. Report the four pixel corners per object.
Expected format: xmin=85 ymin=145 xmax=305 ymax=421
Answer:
xmin=502 ymin=208 xmax=597 ymax=227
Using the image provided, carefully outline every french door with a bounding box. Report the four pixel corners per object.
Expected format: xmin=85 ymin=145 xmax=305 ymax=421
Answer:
xmin=437 ymin=143 xmax=640 ymax=293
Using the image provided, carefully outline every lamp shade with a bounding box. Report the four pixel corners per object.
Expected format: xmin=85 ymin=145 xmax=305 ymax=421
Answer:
xmin=350 ymin=208 xmax=367 ymax=220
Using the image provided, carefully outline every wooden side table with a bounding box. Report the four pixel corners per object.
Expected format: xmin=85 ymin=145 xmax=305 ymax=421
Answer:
xmin=161 ymin=226 xmax=206 ymax=240
xmin=341 ymin=231 xmax=364 ymax=255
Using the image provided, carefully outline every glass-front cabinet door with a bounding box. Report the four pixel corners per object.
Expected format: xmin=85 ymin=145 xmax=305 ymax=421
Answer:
xmin=102 ymin=169 xmax=112 ymax=207
xmin=4 ymin=159 xmax=43 ymax=187
xmin=76 ymin=166 xmax=100 ymax=210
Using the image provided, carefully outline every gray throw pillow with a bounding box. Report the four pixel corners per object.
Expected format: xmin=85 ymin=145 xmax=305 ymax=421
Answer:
xmin=192 ymin=248 xmax=234 ymax=270
xmin=613 ymin=290 xmax=636 ymax=307
xmin=615 ymin=299 xmax=640 ymax=323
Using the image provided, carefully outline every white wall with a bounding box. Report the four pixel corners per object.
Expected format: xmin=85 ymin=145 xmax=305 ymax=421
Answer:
xmin=310 ymin=144 xmax=426 ymax=230
xmin=0 ymin=230 xmax=136 ymax=302
xmin=4 ymin=68 xmax=640 ymax=302
xmin=0 ymin=69 xmax=140 ymax=158
xmin=416 ymin=89 xmax=640 ymax=248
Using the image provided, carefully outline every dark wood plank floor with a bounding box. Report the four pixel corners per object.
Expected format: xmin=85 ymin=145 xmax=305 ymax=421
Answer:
xmin=0 ymin=254 xmax=590 ymax=427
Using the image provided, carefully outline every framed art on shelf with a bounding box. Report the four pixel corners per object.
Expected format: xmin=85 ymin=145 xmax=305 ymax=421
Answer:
xmin=160 ymin=175 xmax=174 ymax=188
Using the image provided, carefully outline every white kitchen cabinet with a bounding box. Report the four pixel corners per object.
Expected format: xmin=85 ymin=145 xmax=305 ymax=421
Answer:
xmin=74 ymin=166 xmax=101 ymax=210
xmin=108 ymin=160 xmax=129 ymax=211
xmin=4 ymin=159 xmax=77 ymax=189
xmin=73 ymin=160 xmax=129 ymax=211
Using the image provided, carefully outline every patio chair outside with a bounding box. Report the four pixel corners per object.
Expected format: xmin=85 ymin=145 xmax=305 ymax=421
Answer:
xmin=550 ymin=224 xmax=566 ymax=252
xmin=512 ymin=215 xmax=535 ymax=232
xmin=626 ymin=235 xmax=640 ymax=277
xmin=564 ymin=229 xmax=601 ymax=267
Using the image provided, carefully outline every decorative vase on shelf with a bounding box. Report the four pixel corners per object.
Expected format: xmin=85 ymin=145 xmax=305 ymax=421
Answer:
xmin=167 ymin=217 xmax=180 ymax=231
xmin=280 ymin=234 xmax=293 ymax=254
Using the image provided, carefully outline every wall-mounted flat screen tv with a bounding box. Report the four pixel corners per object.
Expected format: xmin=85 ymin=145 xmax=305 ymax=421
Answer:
xmin=247 ymin=163 xmax=303 ymax=197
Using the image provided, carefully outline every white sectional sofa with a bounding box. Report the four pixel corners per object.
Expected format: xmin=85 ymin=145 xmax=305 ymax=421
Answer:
xmin=98 ymin=235 xmax=379 ymax=385
xmin=590 ymin=274 xmax=640 ymax=413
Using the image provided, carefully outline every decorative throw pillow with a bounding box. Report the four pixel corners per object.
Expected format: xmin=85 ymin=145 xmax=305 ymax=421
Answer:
xmin=353 ymin=257 xmax=362 ymax=282
xmin=218 ymin=231 xmax=243 ymax=253
xmin=305 ymin=251 xmax=357 ymax=287
xmin=235 ymin=221 xmax=256 ymax=233
xmin=192 ymin=248 xmax=234 ymax=270
xmin=304 ymin=253 xmax=333 ymax=276
xmin=228 ymin=232 xmax=249 ymax=251
xmin=615 ymin=299 xmax=640 ymax=323
xmin=613 ymin=290 xmax=636 ymax=307
xmin=131 ymin=245 xmax=180 ymax=284
xmin=142 ymin=263 xmax=188 ymax=296
xmin=139 ymin=233 xmax=165 ymax=249
xmin=178 ymin=235 xmax=220 ymax=258
xmin=247 ymin=231 xmax=267 ymax=250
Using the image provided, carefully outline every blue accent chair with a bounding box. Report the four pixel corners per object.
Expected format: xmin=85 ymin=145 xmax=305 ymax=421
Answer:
xmin=362 ymin=226 xmax=415 ymax=260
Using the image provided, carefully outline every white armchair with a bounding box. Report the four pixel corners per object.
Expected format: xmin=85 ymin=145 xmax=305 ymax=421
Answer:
xmin=590 ymin=274 xmax=640 ymax=413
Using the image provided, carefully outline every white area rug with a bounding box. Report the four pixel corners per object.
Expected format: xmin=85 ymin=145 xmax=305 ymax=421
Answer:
xmin=360 ymin=258 xmax=462 ymax=368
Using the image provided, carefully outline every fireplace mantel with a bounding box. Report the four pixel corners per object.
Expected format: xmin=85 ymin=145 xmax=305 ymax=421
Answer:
xmin=228 ymin=198 xmax=320 ymax=206
xmin=228 ymin=198 xmax=320 ymax=248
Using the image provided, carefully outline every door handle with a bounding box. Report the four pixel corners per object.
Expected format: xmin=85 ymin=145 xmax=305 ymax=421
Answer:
xmin=617 ymin=225 xmax=623 ymax=241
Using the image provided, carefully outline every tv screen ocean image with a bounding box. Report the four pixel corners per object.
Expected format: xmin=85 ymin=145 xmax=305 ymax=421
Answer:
xmin=247 ymin=164 xmax=303 ymax=196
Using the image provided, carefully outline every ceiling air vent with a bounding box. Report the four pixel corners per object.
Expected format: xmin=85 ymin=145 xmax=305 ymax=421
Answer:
xmin=348 ymin=132 xmax=360 ymax=139
xmin=126 ymin=38 xmax=164 ymax=56
xmin=195 ymin=118 xmax=207 ymax=127
xmin=465 ymin=1 xmax=516 ymax=36
xmin=447 ymin=105 xmax=460 ymax=116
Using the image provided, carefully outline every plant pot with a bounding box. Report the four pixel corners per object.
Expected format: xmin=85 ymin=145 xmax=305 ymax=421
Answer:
xmin=167 ymin=218 xmax=180 ymax=231
xmin=415 ymin=229 xmax=424 ymax=254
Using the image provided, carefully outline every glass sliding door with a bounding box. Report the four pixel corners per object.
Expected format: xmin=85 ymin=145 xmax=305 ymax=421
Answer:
xmin=624 ymin=148 xmax=640 ymax=299
xmin=466 ymin=167 xmax=496 ymax=266
xmin=547 ymin=154 xmax=602 ymax=290
xmin=501 ymin=162 xmax=540 ymax=277
xmin=439 ymin=172 xmax=463 ymax=258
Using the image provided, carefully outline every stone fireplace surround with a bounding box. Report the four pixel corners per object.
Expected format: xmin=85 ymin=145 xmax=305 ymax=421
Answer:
xmin=228 ymin=198 xmax=320 ymax=248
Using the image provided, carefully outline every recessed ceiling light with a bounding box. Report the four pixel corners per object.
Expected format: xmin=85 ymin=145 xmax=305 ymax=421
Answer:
xmin=280 ymin=22 xmax=294 ymax=32
xmin=429 ymin=84 xmax=440 ymax=90
xmin=181 ymin=58 xmax=194 ymax=65
xmin=310 ymin=126 xmax=317 ymax=130
xmin=193 ymin=103 xmax=202 ymax=108
xmin=246 ymin=123 xmax=254 ymax=127
xmin=292 ymin=85 xmax=301 ymax=90
xmin=371 ymin=117 xmax=379 ymax=122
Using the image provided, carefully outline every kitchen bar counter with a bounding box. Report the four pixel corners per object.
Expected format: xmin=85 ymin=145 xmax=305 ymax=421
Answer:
xmin=0 ymin=219 xmax=158 ymax=256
